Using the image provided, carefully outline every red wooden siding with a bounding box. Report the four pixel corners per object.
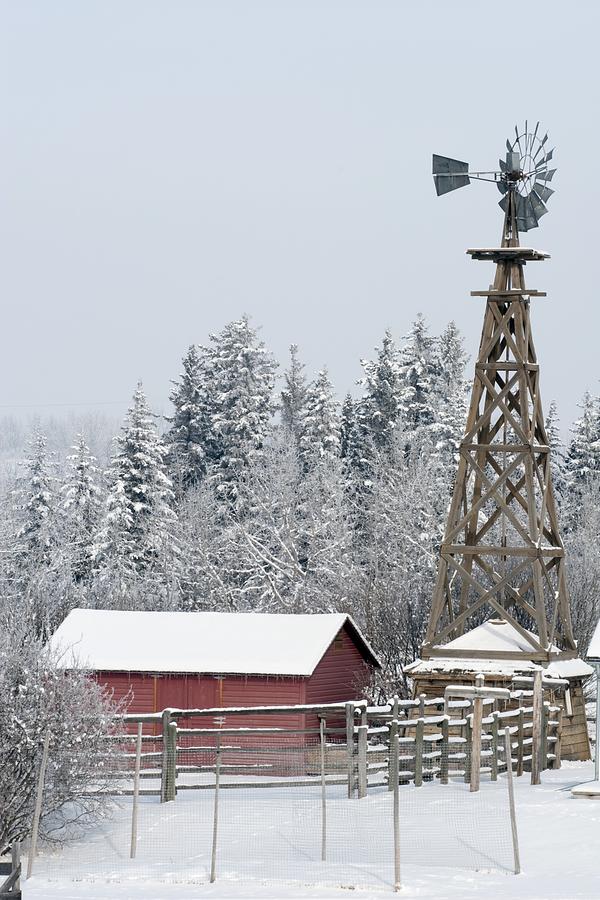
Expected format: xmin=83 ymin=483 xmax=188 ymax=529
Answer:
xmin=93 ymin=621 xmax=375 ymax=764
xmin=306 ymin=623 xmax=370 ymax=705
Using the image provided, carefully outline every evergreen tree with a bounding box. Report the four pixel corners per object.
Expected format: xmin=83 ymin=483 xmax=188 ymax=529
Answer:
xmin=207 ymin=317 xmax=278 ymax=501
xmin=565 ymin=392 xmax=600 ymax=485
xmin=16 ymin=430 xmax=56 ymax=564
xmin=299 ymin=368 xmax=341 ymax=470
xmin=545 ymin=400 xmax=567 ymax=501
xmin=437 ymin=320 xmax=468 ymax=395
xmin=95 ymin=384 xmax=177 ymax=575
xmin=61 ymin=434 xmax=103 ymax=581
xmin=165 ymin=345 xmax=211 ymax=492
xmin=357 ymin=330 xmax=401 ymax=454
xmin=281 ymin=344 xmax=307 ymax=446
xmin=397 ymin=315 xmax=441 ymax=435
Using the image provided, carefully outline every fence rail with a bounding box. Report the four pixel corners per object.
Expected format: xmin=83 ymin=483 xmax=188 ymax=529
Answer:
xmin=103 ymin=675 xmax=564 ymax=802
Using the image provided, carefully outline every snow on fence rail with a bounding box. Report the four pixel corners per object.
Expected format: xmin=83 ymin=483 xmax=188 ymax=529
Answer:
xmin=104 ymin=682 xmax=563 ymax=802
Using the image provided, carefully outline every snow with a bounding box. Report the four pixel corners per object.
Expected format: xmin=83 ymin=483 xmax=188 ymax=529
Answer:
xmin=22 ymin=762 xmax=600 ymax=899
xmin=407 ymin=620 xmax=593 ymax=679
xmin=47 ymin=608 xmax=379 ymax=677
xmin=587 ymin=617 xmax=600 ymax=662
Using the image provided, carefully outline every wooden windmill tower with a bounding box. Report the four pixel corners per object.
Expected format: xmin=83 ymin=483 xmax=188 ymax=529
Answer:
xmin=407 ymin=124 xmax=592 ymax=759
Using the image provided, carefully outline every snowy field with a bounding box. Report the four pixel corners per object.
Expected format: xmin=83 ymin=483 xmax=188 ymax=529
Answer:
xmin=22 ymin=761 xmax=600 ymax=899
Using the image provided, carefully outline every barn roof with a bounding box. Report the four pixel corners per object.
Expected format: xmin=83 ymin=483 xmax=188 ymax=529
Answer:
xmin=406 ymin=620 xmax=593 ymax=679
xmin=47 ymin=608 xmax=380 ymax=677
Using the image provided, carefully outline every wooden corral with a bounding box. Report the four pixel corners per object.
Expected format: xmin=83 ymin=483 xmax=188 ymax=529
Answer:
xmin=407 ymin=621 xmax=591 ymax=761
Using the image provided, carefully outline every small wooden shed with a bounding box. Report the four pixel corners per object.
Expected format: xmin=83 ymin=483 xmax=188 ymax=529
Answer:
xmin=407 ymin=619 xmax=592 ymax=761
xmin=48 ymin=608 xmax=379 ymax=731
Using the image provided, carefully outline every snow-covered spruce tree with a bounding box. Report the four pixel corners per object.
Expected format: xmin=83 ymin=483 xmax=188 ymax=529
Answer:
xmin=437 ymin=320 xmax=468 ymax=395
xmin=15 ymin=429 xmax=56 ymax=565
xmin=545 ymin=400 xmax=567 ymax=502
xmin=299 ymin=368 xmax=341 ymax=471
xmin=397 ymin=315 xmax=442 ymax=447
xmin=60 ymin=434 xmax=103 ymax=582
xmin=356 ymin=330 xmax=401 ymax=455
xmin=94 ymin=384 xmax=178 ymax=579
xmin=164 ymin=344 xmax=212 ymax=493
xmin=565 ymin=392 xmax=600 ymax=485
xmin=206 ymin=317 xmax=278 ymax=502
xmin=0 ymin=613 xmax=119 ymax=854
xmin=281 ymin=344 xmax=308 ymax=447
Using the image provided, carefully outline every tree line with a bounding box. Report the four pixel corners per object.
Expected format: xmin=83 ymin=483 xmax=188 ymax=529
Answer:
xmin=2 ymin=314 xmax=600 ymax=695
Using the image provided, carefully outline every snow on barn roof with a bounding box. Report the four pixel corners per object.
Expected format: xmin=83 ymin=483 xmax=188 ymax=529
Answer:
xmin=47 ymin=608 xmax=380 ymax=677
xmin=406 ymin=620 xmax=593 ymax=679
xmin=587 ymin=618 xmax=600 ymax=662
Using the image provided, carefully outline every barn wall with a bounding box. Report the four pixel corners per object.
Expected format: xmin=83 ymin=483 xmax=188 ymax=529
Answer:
xmin=306 ymin=623 xmax=370 ymax=706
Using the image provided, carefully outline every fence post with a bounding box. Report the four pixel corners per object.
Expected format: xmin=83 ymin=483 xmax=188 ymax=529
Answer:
xmin=388 ymin=716 xmax=399 ymax=791
xmin=358 ymin=724 xmax=368 ymax=799
xmin=167 ymin=721 xmax=178 ymax=801
xmin=440 ymin=715 xmax=449 ymax=785
xmin=320 ymin=717 xmax=327 ymax=862
xmin=531 ymin=669 xmax=543 ymax=785
xmin=210 ymin=734 xmax=221 ymax=884
xmin=491 ymin=711 xmax=499 ymax=781
xmin=130 ymin=722 xmax=143 ymax=859
xmin=27 ymin=729 xmax=50 ymax=879
xmin=346 ymin=702 xmax=356 ymax=799
xmin=470 ymin=674 xmax=484 ymax=793
xmin=392 ymin=727 xmax=401 ymax=893
xmin=11 ymin=841 xmax=21 ymax=892
xmin=464 ymin=714 xmax=472 ymax=784
xmin=541 ymin=701 xmax=550 ymax=772
xmin=504 ymin=727 xmax=521 ymax=875
xmin=160 ymin=709 xmax=172 ymax=803
xmin=554 ymin=708 xmax=563 ymax=769
xmin=414 ymin=717 xmax=424 ymax=787
xmin=516 ymin=706 xmax=524 ymax=777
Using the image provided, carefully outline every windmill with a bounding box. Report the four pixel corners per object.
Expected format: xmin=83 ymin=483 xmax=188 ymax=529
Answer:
xmin=407 ymin=123 xmax=592 ymax=760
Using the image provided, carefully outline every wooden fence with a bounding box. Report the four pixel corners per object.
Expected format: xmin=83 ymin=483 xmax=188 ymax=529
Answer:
xmin=104 ymin=684 xmax=563 ymax=800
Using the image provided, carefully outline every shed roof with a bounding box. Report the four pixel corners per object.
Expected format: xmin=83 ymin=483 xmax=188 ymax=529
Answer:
xmin=47 ymin=608 xmax=380 ymax=677
xmin=587 ymin=618 xmax=600 ymax=663
xmin=406 ymin=620 xmax=593 ymax=679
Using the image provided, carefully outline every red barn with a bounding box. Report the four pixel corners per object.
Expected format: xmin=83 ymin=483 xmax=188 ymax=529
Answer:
xmin=49 ymin=609 xmax=380 ymax=732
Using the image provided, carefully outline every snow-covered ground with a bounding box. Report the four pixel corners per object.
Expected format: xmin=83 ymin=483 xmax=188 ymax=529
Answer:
xmin=23 ymin=762 xmax=600 ymax=899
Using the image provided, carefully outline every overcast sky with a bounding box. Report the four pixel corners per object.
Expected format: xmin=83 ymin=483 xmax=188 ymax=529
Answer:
xmin=1 ymin=1 xmax=597 ymax=431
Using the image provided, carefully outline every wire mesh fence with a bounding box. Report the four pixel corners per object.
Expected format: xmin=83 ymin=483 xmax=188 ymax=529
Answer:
xmin=26 ymin=722 xmax=519 ymax=892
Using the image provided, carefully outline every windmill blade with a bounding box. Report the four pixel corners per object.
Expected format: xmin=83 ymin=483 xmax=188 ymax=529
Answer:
xmin=529 ymin=191 xmax=548 ymax=222
xmin=533 ymin=182 xmax=554 ymax=203
xmin=536 ymin=168 xmax=556 ymax=182
xmin=432 ymin=154 xmax=470 ymax=195
xmin=516 ymin=194 xmax=539 ymax=231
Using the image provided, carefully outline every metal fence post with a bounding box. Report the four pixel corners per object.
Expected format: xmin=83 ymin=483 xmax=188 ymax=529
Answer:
xmin=27 ymin=729 xmax=50 ymax=879
xmin=210 ymin=734 xmax=222 ymax=884
xmin=392 ymin=727 xmax=401 ymax=892
xmin=504 ymin=726 xmax=521 ymax=875
xmin=130 ymin=722 xmax=143 ymax=858
xmin=491 ymin=711 xmax=499 ymax=781
xmin=320 ymin=717 xmax=327 ymax=861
